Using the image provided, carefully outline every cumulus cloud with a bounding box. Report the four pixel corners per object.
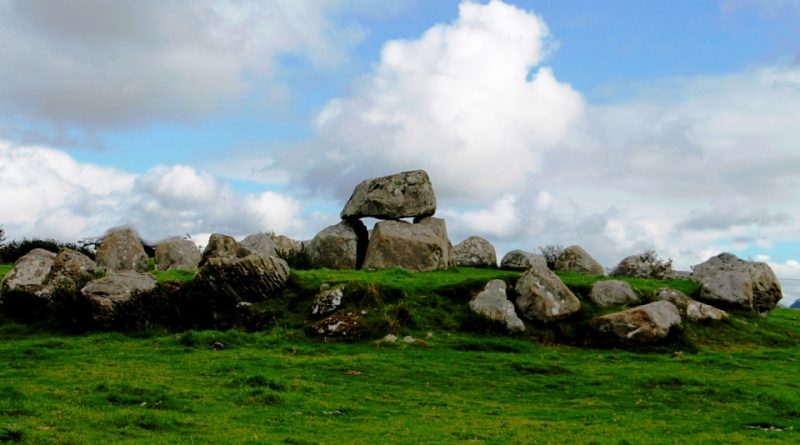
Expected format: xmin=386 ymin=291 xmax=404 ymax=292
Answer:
xmin=296 ymin=0 xmax=584 ymax=201
xmin=0 ymin=0 xmax=364 ymax=131
xmin=0 ymin=141 xmax=308 ymax=242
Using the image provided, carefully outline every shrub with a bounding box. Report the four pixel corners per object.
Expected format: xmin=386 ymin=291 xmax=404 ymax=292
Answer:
xmin=0 ymin=238 xmax=95 ymax=263
xmin=275 ymin=244 xmax=313 ymax=270
xmin=538 ymin=244 xmax=564 ymax=270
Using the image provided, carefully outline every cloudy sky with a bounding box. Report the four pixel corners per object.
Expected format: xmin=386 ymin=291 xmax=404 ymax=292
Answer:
xmin=1 ymin=0 xmax=799 ymax=304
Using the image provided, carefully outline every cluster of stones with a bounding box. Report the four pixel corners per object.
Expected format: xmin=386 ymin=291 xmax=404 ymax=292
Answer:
xmin=468 ymin=247 xmax=781 ymax=344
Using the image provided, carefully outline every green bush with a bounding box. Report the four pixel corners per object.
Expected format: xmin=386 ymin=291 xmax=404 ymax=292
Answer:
xmin=0 ymin=238 xmax=95 ymax=262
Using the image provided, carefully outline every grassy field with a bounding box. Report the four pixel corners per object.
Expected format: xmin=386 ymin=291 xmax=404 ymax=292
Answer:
xmin=1 ymin=264 xmax=799 ymax=443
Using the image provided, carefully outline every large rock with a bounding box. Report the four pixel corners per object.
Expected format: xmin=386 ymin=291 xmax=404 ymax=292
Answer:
xmin=155 ymin=238 xmax=200 ymax=271
xmin=81 ymin=272 xmax=157 ymax=327
xmin=469 ymin=280 xmax=525 ymax=333
xmin=307 ymin=220 xmax=368 ymax=269
xmin=500 ymin=250 xmax=547 ymax=271
xmin=651 ymin=288 xmax=690 ymax=313
xmin=1 ymin=248 xmax=56 ymax=297
xmin=50 ymin=248 xmax=98 ymax=288
xmin=240 ymin=233 xmax=277 ymax=258
xmin=589 ymin=280 xmax=639 ymax=307
xmin=612 ymin=251 xmax=672 ymax=279
xmin=453 ymin=236 xmax=497 ymax=268
xmin=555 ymin=245 xmax=604 ymax=275
xmin=362 ymin=217 xmax=452 ymax=272
xmin=271 ymin=234 xmax=300 ymax=255
xmin=95 ymin=227 xmax=149 ymax=272
xmin=685 ymin=301 xmax=727 ymax=322
xmin=199 ymin=233 xmax=250 ymax=268
xmin=340 ymin=169 xmax=436 ymax=220
xmin=196 ymin=255 xmax=290 ymax=306
xmin=691 ymin=253 xmax=782 ymax=313
xmin=589 ymin=301 xmax=682 ymax=343
xmin=514 ymin=263 xmax=581 ymax=322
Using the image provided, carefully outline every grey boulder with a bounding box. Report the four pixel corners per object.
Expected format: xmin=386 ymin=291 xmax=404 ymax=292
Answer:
xmin=500 ymin=250 xmax=547 ymax=271
xmin=199 ymin=233 xmax=250 ymax=268
xmin=555 ymin=245 xmax=604 ymax=275
xmin=240 ymin=233 xmax=277 ymax=258
xmin=95 ymin=227 xmax=149 ymax=272
xmin=469 ymin=279 xmax=525 ymax=333
xmin=685 ymin=301 xmax=727 ymax=322
xmin=651 ymin=288 xmax=690 ymax=313
xmin=453 ymin=236 xmax=497 ymax=268
xmin=1 ymin=248 xmax=56 ymax=297
xmin=196 ymin=255 xmax=290 ymax=306
xmin=155 ymin=238 xmax=200 ymax=271
xmin=307 ymin=220 xmax=368 ymax=269
xmin=691 ymin=253 xmax=782 ymax=314
xmin=81 ymin=272 xmax=157 ymax=327
xmin=50 ymin=248 xmax=98 ymax=288
xmin=362 ymin=217 xmax=452 ymax=272
xmin=589 ymin=301 xmax=682 ymax=343
xmin=514 ymin=263 xmax=581 ymax=322
xmin=589 ymin=280 xmax=639 ymax=307
xmin=340 ymin=169 xmax=436 ymax=220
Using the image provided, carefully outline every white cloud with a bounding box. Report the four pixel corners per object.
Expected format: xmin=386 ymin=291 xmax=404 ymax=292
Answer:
xmin=0 ymin=0 xmax=364 ymax=131
xmin=298 ymin=0 xmax=584 ymax=201
xmin=0 ymin=141 xmax=307 ymax=242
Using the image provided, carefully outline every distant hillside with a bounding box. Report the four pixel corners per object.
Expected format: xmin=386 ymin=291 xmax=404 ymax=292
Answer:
xmin=791 ymin=299 xmax=800 ymax=309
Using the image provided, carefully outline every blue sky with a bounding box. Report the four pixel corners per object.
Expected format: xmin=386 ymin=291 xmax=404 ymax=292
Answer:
xmin=1 ymin=0 xmax=799 ymax=303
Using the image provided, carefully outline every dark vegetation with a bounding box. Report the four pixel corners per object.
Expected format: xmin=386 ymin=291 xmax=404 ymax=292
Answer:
xmin=0 ymin=237 xmax=95 ymax=263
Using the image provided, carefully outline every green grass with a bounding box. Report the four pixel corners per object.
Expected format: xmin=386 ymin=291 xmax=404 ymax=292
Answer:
xmin=0 ymin=311 xmax=798 ymax=444
xmin=149 ymin=268 xmax=196 ymax=284
xmin=0 ymin=264 xmax=12 ymax=282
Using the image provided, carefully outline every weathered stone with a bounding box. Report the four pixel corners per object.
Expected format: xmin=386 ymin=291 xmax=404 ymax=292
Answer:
xmin=686 ymin=301 xmax=727 ymax=322
xmin=240 ymin=233 xmax=277 ymax=258
xmin=469 ymin=279 xmax=525 ymax=333
xmin=154 ymin=238 xmax=200 ymax=271
xmin=312 ymin=284 xmax=344 ymax=315
xmin=199 ymin=233 xmax=250 ymax=268
xmin=612 ymin=251 xmax=672 ymax=279
xmin=341 ymin=169 xmax=436 ymax=220
xmin=1 ymin=248 xmax=55 ymax=297
xmin=196 ymin=255 xmax=290 ymax=306
xmin=81 ymin=272 xmax=157 ymax=327
xmin=271 ymin=234 xmax=300 ymax=255
xmin=589 ymin=280 xmax=639 ymax=307
xmin=453 ymin=236 xmax=497 ymax=268
xmin=500 ymin=250 xmax=547 ymax=270
xmin=589 ymin=301 xmax=682 ymax=343
xmin=691 ymin=253 xmax=782 ymax=314
xmin=362 ymin=217 xmax=452 ymax=271
xmin=651 ymin=288 xmax=690 ymax=313
xmin=308 ymin=220 xmax=368 ymax=269
xmin=50 ymin=248 xmax=98 ymax=288
xmin=312 ymin=311 xmax=365 ymax=337
xmin=514 ymin=263 xmax=581 ymax=322
xmin=555 ymin=245 xmax=604 ymax=275
xmin=95 ymin=227 xmax=148 ymax=272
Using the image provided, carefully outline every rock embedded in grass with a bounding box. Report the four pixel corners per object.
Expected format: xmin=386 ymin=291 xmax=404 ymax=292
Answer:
xmin=555 ymin=245 xmax=604 ymax=275
xmin=312 ymin=284 xmax=344 ymax=315
xmin=195 ymin=255 xmax=290 ymax=306
xmin=691 ymin=252 xmax=782 ymax=314
xmin=1 ymin=248 xmax=55 ymax=296
xmin=589 ymin=301 xmax=682 ymax=343
xmin=500 ymin=250 xmax=546 ymax=270
xmin=453 ymin=236 xmax=497 ymax=268
xmin=81 ymin=272 xmax=157 ymax=327
xmin=154 ymin=238 xmax=200 ymax=271
xmin=469 ymin=279 xmax=525 ymax=333
xmin=685 ymin=301 xmax=727 ymax=322
xmin=95 ymin=227 xmax=149 ymax=273
xmin=589 ymin=280 xmax=639 ymax=308
xmin=514 ymin=263 xmax=581 ymax=322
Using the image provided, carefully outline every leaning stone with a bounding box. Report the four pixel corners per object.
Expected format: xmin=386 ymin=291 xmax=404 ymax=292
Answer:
xmin=196 ymin=255 xmax=290 ymax=306
xmin=589 ymin=280 xmax=639 ymax=307
xmin=312 ymin=284 xmax=344 ymax=315
xmin=341 ymin=169 xmax=436 ymax=220
xmin=95 ymin=227 xmax=148 ymax=272
xmin=589 ymin=301 xmax=682 ymax=343
xmin=1 ymin=248 xmax=55 ymax=296
xmin=685 ymin=301 xmax=727 ymax=322
xmin=307 ymin=220 xmax=368 ymax=269
xmin=500 ymin=250 xmax=547 ymax=270
xmin=469 ymin=279 xmax=525 ymax=333
xmin=453 ymin=236 xmax=497 ymax=268
xmin=555 ymin=245 xmax=604 ymax=275
xmin=691 ymin=252 xmax=782 ymax=314
xmin=514 ymin=263 xmax=581 ymax=322
xmin=81 ymin=272 xmax=157 ymax=328
xmin=239 ymin=233 xmax=277 ymax=258
xmin=362 ymin=217 xmax=452 ymax=271
xmin=155 ymin=238 xmax=200 ymax=271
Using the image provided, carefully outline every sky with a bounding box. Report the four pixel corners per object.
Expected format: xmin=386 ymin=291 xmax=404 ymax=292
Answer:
xmin=1 ymin=0 xmax=799 ymax=304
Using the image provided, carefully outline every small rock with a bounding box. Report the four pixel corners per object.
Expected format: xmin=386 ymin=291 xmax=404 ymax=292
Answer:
xmin=312 ymin=284 xmax=344 ymax=315
xmin=383 ymin=334 xmax=398 ymax=343
xmin=402 ymin=336 xmax=415 ymax=344
xmin=210 ymin=341 xmax=226 ymax=351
